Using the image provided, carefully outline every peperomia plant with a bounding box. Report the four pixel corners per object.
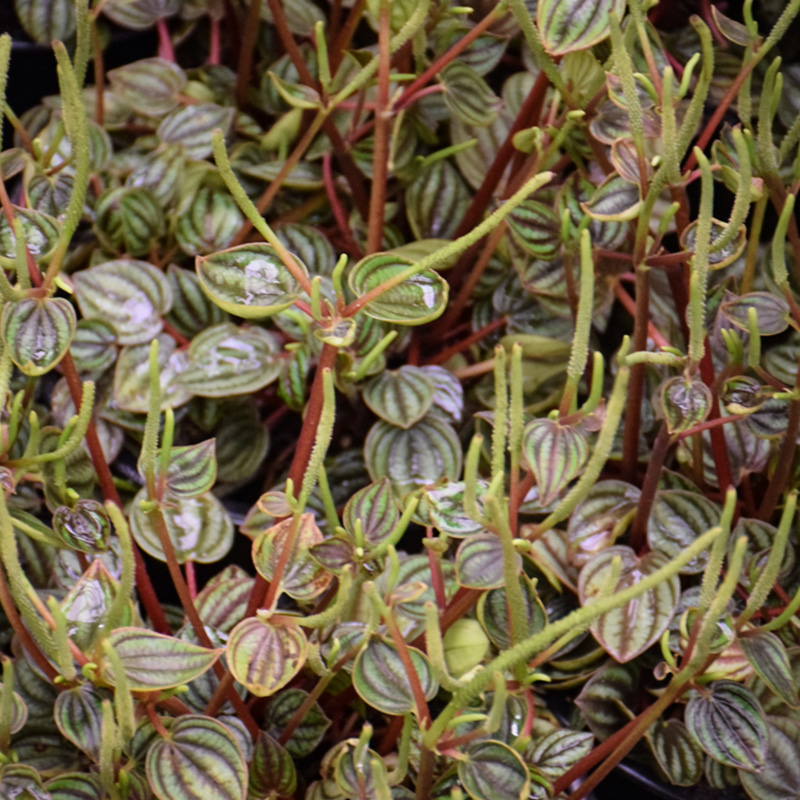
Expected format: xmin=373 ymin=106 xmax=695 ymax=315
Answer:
xmin=1 ymin=0 xmax=800 ymax=798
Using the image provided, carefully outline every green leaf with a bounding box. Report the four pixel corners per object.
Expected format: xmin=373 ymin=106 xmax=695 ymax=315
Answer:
xmin=147 ymin=715 xmax=246 ymax=800
xmin=214 ymin=401 xmax=270 ymax=482
xmin=226 ymin=617 xmax=307 ymax=697
xmin=159 ymin=440 xmax=217 ymax=498
xmin=566 ymin=480 xmax=640 ymax=563
xmin=252 ymin=514 xmax=332 ymax=601
xmin=248 ymin=732 xmax=297 ymax=800
xmin=439 ymin=62 xmax=501 ymax=127
xmin=418 ymin=479 xmax=487 ymax=537
xmin=13 ymin=0 xmax=75 ymax=43
xmin=46 ymin=773 xmax=104 ymax=800
xmin=0 ymin=680 xmax=27 ymax=736
xmin=107 ymin=57 xmax=187 ymax=116
xmin=131 ymin=489 xmax=233 ymax=564
xmin=127 ymin=143 xmax=185 ymax=206
xmin=581 ymin=173 xmax=642 ymax=222
xmin=176 ymin=188 xmax=244 ymax=257
xmin=178 ymin=323 xmax=282 ymax=397
xmin=365 ymin=417 xmax=462 ymax=499
xmin=456 ymin=533 xmax=518 ymax=590
xmin=578 ymin=546 xmax=680 ymax=662
xmin=101 ymin=0 xmax=179 ymax=29
xmin=739 ymin=718 xmax=800 ymax=800
xmin=523 ymin=419 xmax=589 ymax=506
xmin=54 ymin=685 xmax=108 ymax=762
xmin=530 ymin=730 xmax=594 ymax=781
xmin=105 ymin=628 xmax=223 ymax=691
xmin=660 ymin=377 xmax=713 ymax=434
xmin=363 ymin=366 xmax=435 ymax=429
xmin=0 ymin=763 xmax=49 ymax=800
xmin=113 ymin=333 xmax=193 ymax=412
xmin=681 ymin=218 xmax=747 ymax=270
xmin=538 ymin=0 xmax=627 ymax=55
xmin=575 ymin=661 xmax=639 ymax=740
xmin=685 ymin=681 xmax=768 ymax=771
xmin=740 ymin=631 xmax=799 ymax=708
xmin=265 ymin=689 xmax=330 ymax=758
xmin=647 ymin=490 xmax=720 ymax=574
xmin=720 ymin=292 xmax=790 ymax=336
xmin=196 ymin=244 xmax=307 ymax=318
xmin=0 ymin=205 xmax=61 ymax=261
xmin=459 ymin=739 xmax=530 ymax=800
xmin=353 ymin=636 xmax=438 ymax=716
xmin=442 ymin=618 xmax=490 ymax=677
xmin=507 ymin=200 xmax=562 ymax=261
xmin=349 ymin=253 xmax=448 ymax=325
xmin=94 ymin=186 xmax=165 ymax=258
xmin=1 ymin=298 xmax=75 ymax=377
xmin=73 ymin=260 xmax=172 ymax=345
xmin=647 ymin=719 xmax=705 ymax=786
xmin=477 ymin=575 xmax=546 ymax=649
xmin=69 ymin=319 xmax=117 ymax=377
xmin=157 ymin=103 xmax=234 ymax=160
xmin=267 ymin=71 xmax=322 ymax=110
xmin=52 ymin=499 xmax=110 ymax=553
xmin=194 ymin=566 xmax=254 ymax=635
xmin=343 ymin=479 xmax=400 ymax=547
xmin=166 ymin=264 xmax=228 ymax=340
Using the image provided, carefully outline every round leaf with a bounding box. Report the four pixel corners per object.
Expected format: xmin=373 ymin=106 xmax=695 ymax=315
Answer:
xmin=456 ymin=533 xmax=518 ymax=590
xmin=363 ymin=366 xmax=435 ymax=429
xmin=523 ymin=418 xmax=589 ymax=506
xmin=538 ymin=0 xmax=627 ymax=55
xmin=459 ymin=740 xmax=530 ymax=800
xmin=406 ymin=160 xmax=471 ymax=240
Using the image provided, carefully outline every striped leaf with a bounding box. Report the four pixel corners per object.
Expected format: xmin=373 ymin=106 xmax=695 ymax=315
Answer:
xmin=74 ymin=260 xmax=172 ymax=345
xmin=538 ymin=0 xmax=627 ymax=55
xmin=0 ymin=681 xmax=27 ymax=737
xmin=196 ymin=244 xmax=306 ymax=318
xmin=127 ymin=143 xmax=185 ymax=205
xmin=226 ymin=617 xmax=307 ymax=697
xmin=459 ymin=740 xmax=530 ymax=800
xmin=94 ymin=186 xmax=165 ymax=257
xmin=343 ymin=479 xmax=399 ymax=547
xmin=681 ymin=218 xmax=747 ymax=270
xmin=0 ymin=764 xmax=49 ymax=800
xmin=160 ymin=440 xmax=217 ymax=497
xmin=1 ymin=297 xmax=75 ymax=376
xmin=566 ymin=480 xmax=640 ymax=563
xmin=477 ymin=575 xmax=546 ymax=649
xmin=507 ymin=200 xmax=562 ymax=261
xmin=523 ymin=419 xmax=590 ymax=506
xmin=252 ymin=514 xmax=332 ymax=601
xmin=581 ymin=174 xmax=641 ymax=222
xmin=248 ymin=732 xmax=297 ymax=800
xmin=101 ymin=0 xmax=180 ymax=30
xmin=147 ymin=715 xmax=246 ymax=800
xmin=54 ymin=685 xmax=108 ymax=762
xmin=214 ymin=402 xmax=270 ymax=482
xmin=660 ymin=377 xmax=712 ymax=434
xmin=349 ymin=253 xmax=448 ymax=325
xmin=363 ymin=366 xmax=435 ymax=428
xmin=107 ymin=57 xmax=186 ymax=116
xmin=381 ymin=554 xmax=458 ymax=623
xmin=264 ymin=689 xmax=330 ymax=758
xmin=176 ymin=188 xmax=244 ymax=257
xmin=104 ymin=628 xmax=223 ymax=691
xmin=45 ymin=773 xmax=104 ymax=799
xmin=194 ymin=566 xmax=254 ymax=635
xmin=530 ymin=730 xmax=594 ymax=782
xmin=0 ymin=205 xmax=60 ymax=261
xmin=578 ymin=546 xmax=680 ymax=662
xmin=575 ymin=662 xmax=639 ymax=740
xmin=166 ymin=265 xmax=227 ymax=340
xmin=276 ymin=224 xmax=335 ymax=275
xmin=647 ymin=490 xmax=720 ymax=574
xmin=740 ymin=631 xmax=799 ymax=708
xmin=13 ymin=0 xmax=75 ymax=43
xmin=720 ymin=292 xmax=790 ymax=336
xmin=178 ymin=323 xmax=282 ymax=397
xmin=732 ymin=518 xmax=795 ymax=590
xmin=353 ymin=636 xmax=438 ymax=716
xmin=439 ymin=62 xmax=501 ymax=127
xmin=406 ymin=160 xmax=470 ymax=239
xmin=131 ymin=489 xmax=234 ymax=564
xmin=113 ymin=334 xmax=192 ymax=413
xmin=69 ymin=319 xmax=117 ymax=376
xmin=365 ymin=417 xmax=462 ymax=499
xmin=157 ymin=103 xmax=234 ymax=160
xmin=334 ymin=741 xmax=389 ymax=798
xmin=739 ymin=719 xmax=800 ymax=800
xmin=685 ymin=681 xmax=767 ymax=771
xmin=424 ymin=364 xmax=464 ymax=422
xmin=457 ymin=532 xmax=519 ymax=590
xmin=419 ymin=479 xmax=487 ymax=537
xmin=647 ymin=719 xmax=705 ymax=786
